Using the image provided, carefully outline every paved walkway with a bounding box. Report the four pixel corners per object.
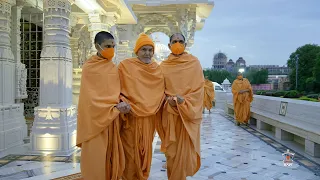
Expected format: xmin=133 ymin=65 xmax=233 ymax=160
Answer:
xmin=150 ymin=109 xmax=320 ymax=180
xmin=0 ymin=109 xmax=320 ymax=180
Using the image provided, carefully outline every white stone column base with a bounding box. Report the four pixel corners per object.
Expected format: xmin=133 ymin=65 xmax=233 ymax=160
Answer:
xmin=30 ymin=105 xmax=77 ymax=156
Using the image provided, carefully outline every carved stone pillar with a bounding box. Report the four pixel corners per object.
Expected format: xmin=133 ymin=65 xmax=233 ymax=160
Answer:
xmin=70 ymin=24 xmax=91 ymax=105
xmin=115 ymin=24 xmax=135 ymax=63
xmin=177 ymin=9 xmax=189 ymax=41
xmin=70 ymin=38 xmax=79 ymax=68
xmin=30 ymin=0 xmax=77 ymax=156
xmin=116 ymin=40 xmax=130 ymax=63
xmin=11 ymin=4 xmax=28 ymax=139
xmin=177 ymin=7 xmax=197 ymax=51
xmin=0 ymin=0 xmax=27 ymax=156
xmin=110 ymin=25 xmax=119 ymax=64
xmin=11 ymin=5 xmax=28 ymax=100
xmin=186 ymin=8 xmax=196 ymax=50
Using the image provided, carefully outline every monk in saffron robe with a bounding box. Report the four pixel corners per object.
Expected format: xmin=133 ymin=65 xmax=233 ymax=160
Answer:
xmin=119 ymin=33 xmax=165 ymax=180
xmin=156 ymin=33 xmax=204 ymax=180
xmin=77 ymin=31 xmax=130 ymax=180
xmin=231 ymin=72 xmax=253 ymax=126
xmin=203 ymin=76 xmax=215 ymax=113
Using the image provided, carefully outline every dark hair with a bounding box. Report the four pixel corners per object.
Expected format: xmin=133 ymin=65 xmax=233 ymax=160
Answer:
xmin=169 ymin=33 xmax=186 ymax=42
xmin=94 ymin=31 xmax=114 ymax=45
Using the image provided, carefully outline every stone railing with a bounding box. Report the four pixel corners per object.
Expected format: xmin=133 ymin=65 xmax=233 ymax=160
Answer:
xmin=226 ymin=94 xmax=320 ymax=157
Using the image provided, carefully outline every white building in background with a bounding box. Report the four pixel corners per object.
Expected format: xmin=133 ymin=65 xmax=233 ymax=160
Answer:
xmin=0 ymin=0 xmax=213 ymax=156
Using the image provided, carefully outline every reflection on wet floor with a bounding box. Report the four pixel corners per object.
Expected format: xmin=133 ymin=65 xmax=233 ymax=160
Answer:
xmin=0 ymin=109 xmax=319 ymax=180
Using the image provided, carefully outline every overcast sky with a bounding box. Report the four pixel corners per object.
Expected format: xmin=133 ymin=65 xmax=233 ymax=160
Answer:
xmin=153 ymin=0 xmax=320 ymax=68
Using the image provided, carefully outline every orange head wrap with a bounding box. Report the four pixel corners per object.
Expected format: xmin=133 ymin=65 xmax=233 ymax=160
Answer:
xmin=134 ymin=33 xmax=155 ymax=55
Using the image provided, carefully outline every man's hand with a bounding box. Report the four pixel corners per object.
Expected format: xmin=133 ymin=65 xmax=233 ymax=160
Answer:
xmin=176 ymin=95 xmax=184 ymax=104
xmin=167 ymin=96 xmax=177 ymax=107
xmin=116 ymin=102 xmax=131 ymax=114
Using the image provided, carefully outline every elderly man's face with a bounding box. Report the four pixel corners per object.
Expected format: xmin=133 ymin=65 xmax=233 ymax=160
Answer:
xmin=137 ymin=45 xmax=153 ymax=64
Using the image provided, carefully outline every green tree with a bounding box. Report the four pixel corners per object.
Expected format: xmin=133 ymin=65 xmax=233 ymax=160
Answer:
xmin=203 ymin=69 xmax=231 ymax=84
xmin=254 ymin=69 xmax=269 ymax=84
xmin=244 ymin=69 xmax=268 ymax=84
xmin=287 ymin=44 xmax=320 ymax=92
xmin=313 ymin=54 xmax=320 ymax=92
xmin=203 ymin=69 xmax=267 ymax=85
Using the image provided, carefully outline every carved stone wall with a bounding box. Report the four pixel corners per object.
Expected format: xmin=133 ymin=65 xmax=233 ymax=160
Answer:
xmin=30 ymin=0 xmax=77 ymax=156
xmin=11 ymin=5 xmax=28 ymax=101
xmin=0 ymin=1 xmax=15 ymax=106
xmin=71 ymin=24 xmax=91 ymax=68
xmin=0 ymin=0 xmax=27 ymax=155
xmin=133 ymin=7 xmax=197 ymax=51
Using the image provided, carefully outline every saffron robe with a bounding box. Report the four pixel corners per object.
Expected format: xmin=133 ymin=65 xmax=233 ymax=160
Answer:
xmin=76 ymin=55 xmax=125 ymax=180
xmin=156 ymin=53 xmax=204 ymax=180
xmin=203 ymin=79 xmax=215 ymax=110
xmin=118 ymin=58 xmax=165 ymax=180
xmin=231 ymin=78 xmax=253 ymax=123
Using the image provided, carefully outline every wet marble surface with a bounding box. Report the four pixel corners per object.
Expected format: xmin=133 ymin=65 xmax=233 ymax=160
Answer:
xmin=150 ymin=109 xmax=320 ymax=180
xmin=1 ymin=108 xmax=319 ymax=180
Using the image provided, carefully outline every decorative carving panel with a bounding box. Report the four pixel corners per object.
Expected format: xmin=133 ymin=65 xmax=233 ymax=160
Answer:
xmin=1 ymin=0 xmax=15 ymax=106
xmin=71 ymin=25 xmax=91 ymax=68
xmin=12 ymin=6 xmax=28 ymax=100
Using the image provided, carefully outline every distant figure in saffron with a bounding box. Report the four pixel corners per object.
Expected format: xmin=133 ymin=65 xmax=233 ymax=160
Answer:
xmin=156 ymin=33 xmax=204 ymax=180
xmin=231 ymin=72 xmax=253 ymax=126
xmin=76 ymin=31 xmax=130 ymax=180
xmin=119 ymin=33 xmax=165 ymax=180
xmin=203 ymin=76 xmax=215 ymax=113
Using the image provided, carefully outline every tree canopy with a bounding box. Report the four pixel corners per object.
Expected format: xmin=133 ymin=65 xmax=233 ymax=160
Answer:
xmin=203 ymin=69 xmax=268 ymax=85
xmin=287 ymin=44 xmax=320 ymax=93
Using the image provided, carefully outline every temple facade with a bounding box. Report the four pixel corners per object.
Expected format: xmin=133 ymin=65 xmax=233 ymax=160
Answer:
xmin=0 ymin=0 xmax=213 ymax=156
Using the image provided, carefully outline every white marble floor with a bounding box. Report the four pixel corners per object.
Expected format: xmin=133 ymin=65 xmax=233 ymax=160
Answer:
xmin=1 ymin=109 xmax=320 ymax=180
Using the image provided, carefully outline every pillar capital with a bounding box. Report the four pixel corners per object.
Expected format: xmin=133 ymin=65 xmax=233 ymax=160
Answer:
xmin=102 ymin=12 xmax=119 ymax=27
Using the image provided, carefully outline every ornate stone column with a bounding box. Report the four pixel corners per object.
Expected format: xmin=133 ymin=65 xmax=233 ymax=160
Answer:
xmin=177 ymin=7 xmax=196 ymax=52
xmin=11 ymin=5 xmax=28 ymax=101
xmin=30 ymin=0 xmax=77 ymax=156
xmin=11 ymin=3 xmax=28 ymax=139
xmin=115 ymin=40 xmax=130 ymax=64
xmin=70 ymin=24 xmax=91 ymax=105
xmin=115 ymin=25 xmax=131 ymax=64
xmin=0 ymin=0 xmax=27 ymax=155
xmin=110 ymin=24 xmax=119 ymax=64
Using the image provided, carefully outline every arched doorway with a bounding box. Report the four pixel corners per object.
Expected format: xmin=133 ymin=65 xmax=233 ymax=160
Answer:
xmin=149 ymin=32 xmax=170 ymax=64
